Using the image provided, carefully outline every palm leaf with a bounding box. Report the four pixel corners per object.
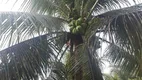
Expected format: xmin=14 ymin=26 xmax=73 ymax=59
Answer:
xmin=94 ymin=0 xmax=141 ymax=15
xmin=0 ymin=12 xmax=68 ymax=80
xmin=0 ymin=0 xmax=142 ymax=80
xmin=96 ymin=3 xmax=142 ymax=17
xmin=0 ymin=32 xmax=68 ymax=80
xmin=0 ymin=12 xmax=66 ymax=49
xmin=94 ymin=5 xmax=142 ymax=77
xmin=18 ymin=0 xmax=57 ymax=15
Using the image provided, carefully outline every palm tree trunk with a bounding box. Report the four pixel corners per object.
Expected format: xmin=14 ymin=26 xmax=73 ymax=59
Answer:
xmin=74 ymin=44 xmax=83 ymax=80
xmin=69 ymin=33 xmax=83 ymax=80
xmin=69 ymin=33 xmax=103 ymax=80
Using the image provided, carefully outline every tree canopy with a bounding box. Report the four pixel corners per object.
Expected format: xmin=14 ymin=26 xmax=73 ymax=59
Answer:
xmin=0 ymin=0 xmax=141 ymax=80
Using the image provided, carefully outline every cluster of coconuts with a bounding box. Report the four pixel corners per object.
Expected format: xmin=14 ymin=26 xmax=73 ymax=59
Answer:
xmin=69 ymin=18 xmax=88 ymax=35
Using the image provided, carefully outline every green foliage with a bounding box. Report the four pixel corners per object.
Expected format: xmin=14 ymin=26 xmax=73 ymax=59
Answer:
xmin=0 ymin=0 xmax=141 ymax=80
xmin=103 ymin=72 xmax=142 ymax=80
xmin=64 ymin=46 xmax=93 ymax=80
xmin=103 ymin=74 xmax=120 ymax=80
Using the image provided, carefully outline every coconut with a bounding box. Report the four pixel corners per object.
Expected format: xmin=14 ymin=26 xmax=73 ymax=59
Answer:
xmin=76 ymin=25 xmax=81 ymax=31
xmin=72 ymin=28 xmax=77 ymax=34
xmin=69 ymin=20 xmax=76 ymax=27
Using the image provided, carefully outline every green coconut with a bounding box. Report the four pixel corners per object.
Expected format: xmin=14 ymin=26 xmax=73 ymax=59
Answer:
xmin=72 ymin=28 xmax=77 ymax=34
xmin=78 ymin=17 xmax=83 ymax=21
xmin=75 ymin=18 xmax=82 ymax=26
xmin=69 ymin=20 xmax=76 ymax=27
xmin=76 ymin=25 xmax=81 ymax=31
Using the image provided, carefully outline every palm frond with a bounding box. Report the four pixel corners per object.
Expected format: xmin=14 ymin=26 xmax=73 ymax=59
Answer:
xmin=81 ymin=1 xmax=142 ymax=78
xmin=94 ymin=0 xmax=142 ymax=15
xmin=0 ymin=32 xmax=68 ymax=80
xmin=18 ymin=0 xmax=57 ymax=15
xmin=95 ymin=9 xmax=142 ymax=77
xmin=96 ymin=3 xmax=142 ymax=18
xmin=0 ymin=12 xmax=67 ymax=49
xmin=1 ymin=0 xmax=142 ymax=80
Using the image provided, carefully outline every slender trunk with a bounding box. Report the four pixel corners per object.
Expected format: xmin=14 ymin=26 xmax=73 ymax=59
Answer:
xmin=74 ymin=43 xmax=83 ymax=80
xmin=69 ymin=33 xmax=103 ymax=80
xmin=70 ymin=46 xmax=83 ymax=80
xmin=69 ymin=33 xmax=83 ymax=80
xmin=70 ymin=39 xmax=75 ymax=80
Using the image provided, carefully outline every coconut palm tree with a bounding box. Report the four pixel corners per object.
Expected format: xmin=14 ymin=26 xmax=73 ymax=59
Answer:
xmin=0 ymin=0 xmax=142 ymax=80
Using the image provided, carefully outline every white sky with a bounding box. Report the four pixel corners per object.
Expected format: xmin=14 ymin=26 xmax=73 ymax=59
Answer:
xmin=0 ymin=0 xmax=24 ymax=12
xmin=0 ymin=0 xmax=141 ymax=12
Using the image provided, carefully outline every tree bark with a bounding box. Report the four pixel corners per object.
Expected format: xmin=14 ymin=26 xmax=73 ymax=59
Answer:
xmin=68 ymin=33 xmax=103 ymax=80
xmin=69 ymin=33 xmax=83 ymax=80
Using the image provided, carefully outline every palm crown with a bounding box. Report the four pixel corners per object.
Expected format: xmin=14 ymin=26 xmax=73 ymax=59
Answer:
xmin=0 ymin=0 xmax=142 ymax=80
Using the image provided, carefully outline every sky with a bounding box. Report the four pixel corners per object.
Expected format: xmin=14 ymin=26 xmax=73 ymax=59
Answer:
xmin=0 ymin=0 xmax=141 ymax=12
xmin=0 ymin=0 xmax=24 ymax=12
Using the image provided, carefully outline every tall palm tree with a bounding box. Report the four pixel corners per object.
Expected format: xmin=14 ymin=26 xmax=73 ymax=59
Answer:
xmin=0 ymin=0 xmax=142 ymax=80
